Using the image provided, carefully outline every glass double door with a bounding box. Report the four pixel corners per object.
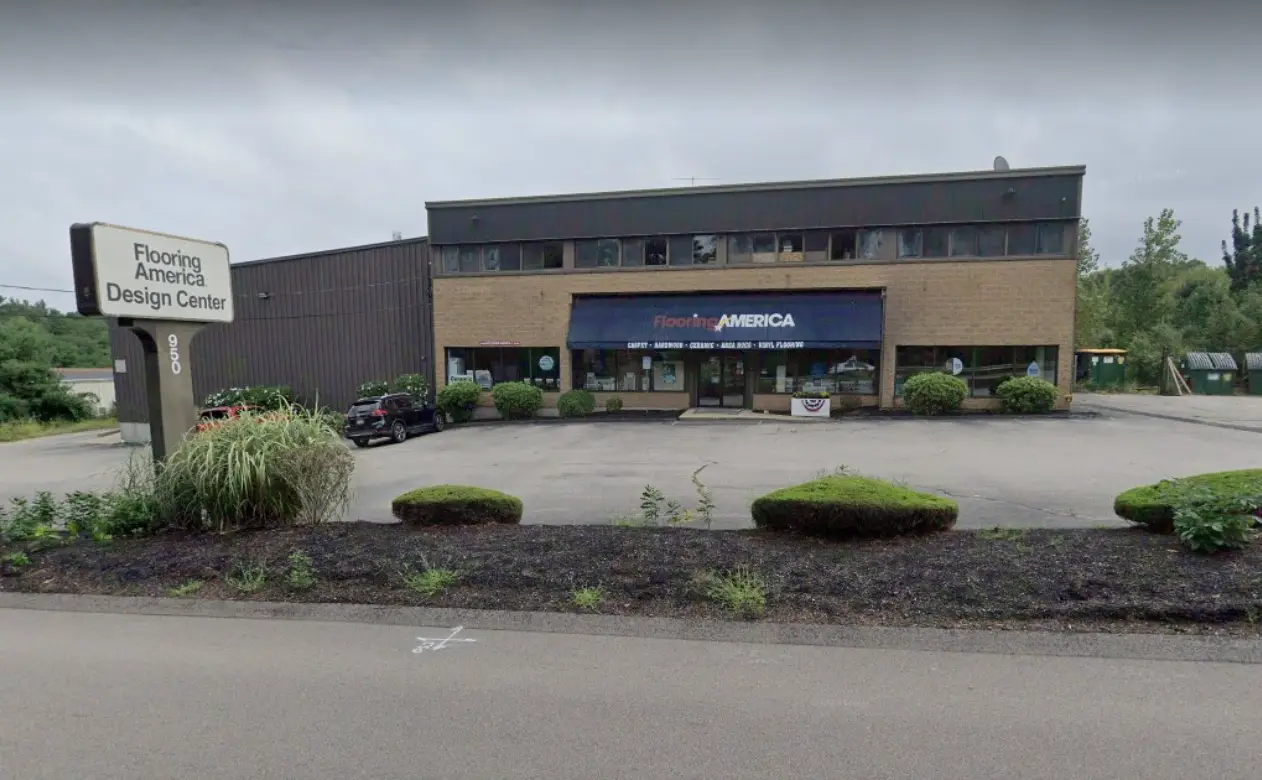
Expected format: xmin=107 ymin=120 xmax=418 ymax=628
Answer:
xmin=697 ymin=353 xmax=746 ymax=407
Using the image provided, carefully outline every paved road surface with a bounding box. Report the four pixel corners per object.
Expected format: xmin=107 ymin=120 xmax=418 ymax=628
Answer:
xmin=2 ymin=607 xmax=1260 ymax=779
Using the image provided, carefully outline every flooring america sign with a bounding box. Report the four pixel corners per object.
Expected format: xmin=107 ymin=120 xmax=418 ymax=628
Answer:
xmin=653 ymin=313 xmax=796 ymax=333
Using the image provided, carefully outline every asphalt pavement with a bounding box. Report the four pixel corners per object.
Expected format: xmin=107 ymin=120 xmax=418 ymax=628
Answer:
xmin=3 ymin=606 xmax=1260 ymax=779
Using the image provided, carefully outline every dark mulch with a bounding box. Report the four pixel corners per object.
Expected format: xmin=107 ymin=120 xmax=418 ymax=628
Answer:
xmin=3 ymin=524 xmax=1261 ymax=635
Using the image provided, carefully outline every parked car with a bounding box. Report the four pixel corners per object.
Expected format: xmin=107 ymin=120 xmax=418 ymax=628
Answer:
xmin=194 ymin=404 xmax=259 ymax=433
xmin=343 ymin=393 xmax=445 ymax=447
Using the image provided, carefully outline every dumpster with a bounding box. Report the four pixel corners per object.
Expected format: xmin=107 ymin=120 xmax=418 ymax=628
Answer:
xmin=1247 ymin=352 xmax=1262 ymax=396
xmin=1075 ymin=348 xmax=1128 ymax=389
xmin=1184 ymin=352 xmax=1238 ymax=395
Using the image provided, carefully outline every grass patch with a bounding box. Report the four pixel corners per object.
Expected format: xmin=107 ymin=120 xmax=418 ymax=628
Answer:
xmin=401 ymin=565 xmax=460 ymax=597
xmin=1114 ymin=469 xmax=1262 ymax=533
xmin=224 ymin=561 xmax=267 ymax=594
xmin=978 ymin=527 xmax=1026 ymax=542
xmin=283 ymin=550 xmax=317 ymax=591
xmin=167 ymin=580 xmax=203 ymax=597
xmin=698 ymin=566 xmax=768 ymax=618
xmin=0 ymin=417 xmax=117 ymax=443
xmin=571 ymin=585 xmax=606 ymax=611
xmin=751 ymin=475 xmax=958 ymax=538
xmin=391 ymin=485 xmax=523 ymax=526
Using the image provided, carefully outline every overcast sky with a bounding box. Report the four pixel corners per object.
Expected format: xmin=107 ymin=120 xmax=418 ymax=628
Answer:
xmin=2 ymin=1 xmax=1259 ymax=310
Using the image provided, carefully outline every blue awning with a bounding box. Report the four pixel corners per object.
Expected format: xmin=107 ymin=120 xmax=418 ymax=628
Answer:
xmin=567 ymin=291 xmax=883 ymax=350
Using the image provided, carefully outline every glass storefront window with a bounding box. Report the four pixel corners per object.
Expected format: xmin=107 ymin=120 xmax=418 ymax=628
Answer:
xmin=571 ymin=349 xmax=687 ymax=392
xmin=446 ymin=347 xmax=561 ymax=392
xmin=894 ymin=346 xmax=1060 ymax=396
xmin=756 ymin=350 xmax=880 ymax=395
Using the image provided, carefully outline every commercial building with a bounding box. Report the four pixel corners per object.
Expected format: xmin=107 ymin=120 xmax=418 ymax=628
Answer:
xmin=427 ymin=165 xmax=1082 ymax=413
xmin=110 ymin=238 xmax=433 ymax=443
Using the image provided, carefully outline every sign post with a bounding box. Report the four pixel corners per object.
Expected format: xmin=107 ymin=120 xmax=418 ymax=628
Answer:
xmin=69 ymin=223 xmax=233 ymax=462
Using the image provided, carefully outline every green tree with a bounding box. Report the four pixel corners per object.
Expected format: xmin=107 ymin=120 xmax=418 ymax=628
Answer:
xmin=1108 ymin=209 xmax=1186 ymax=343
xmin=1221 ymin=207 xmax=1262 ymax=292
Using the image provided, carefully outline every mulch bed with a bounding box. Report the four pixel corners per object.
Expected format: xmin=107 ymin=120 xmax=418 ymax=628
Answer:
xmin=3 ymin=523 xmax=1261 ymax=635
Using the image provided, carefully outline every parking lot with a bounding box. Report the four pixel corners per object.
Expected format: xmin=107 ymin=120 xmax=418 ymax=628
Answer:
xmin=3 ymin=407 xmax=1260 ymax=530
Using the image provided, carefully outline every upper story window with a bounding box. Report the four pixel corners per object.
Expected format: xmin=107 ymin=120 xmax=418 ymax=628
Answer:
xmin=692 ymin=235 xmax=719 ymax=264
xmin=575 ymin=238 xmax=621 ymax=268
xmin=522 ymin=241 xmax=564 ymax=270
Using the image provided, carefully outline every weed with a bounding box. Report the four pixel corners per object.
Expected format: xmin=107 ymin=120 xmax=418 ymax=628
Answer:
xmin=700 ymin=566 xmax=768 ymax=619
xmin=168 ymin=580 xmax=203 ymax=597
xmin=611 ymin=515 xmax=647 ymax=528
xmin=978 ymin=527 xmax=1026 ymax=542
xmin=2 ymin=551 xmax=31 ymax=568
xmin=283 ymin=550 xmax=318 ymax=591
xmin=1047 ymin=535 xmax=1066 ymax=549
xmin=224 ymin=561 xmax=267 ymax=594
xmin=691 ymin=465 xmax=716 ymax=530
xmin=814 ymin=464 xmax=852 ymax=479
xmin=571 ymin=585 xmax=606 ymax=611
xmin=400 ymin=565 xmax=459 ymax=598
xmin=1172 ymin=488 xmax=1258 ymax=553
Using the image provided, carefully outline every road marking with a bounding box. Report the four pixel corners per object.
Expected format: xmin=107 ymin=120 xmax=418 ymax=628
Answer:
xmin=413 ymin=626 xmax=477 ymax=654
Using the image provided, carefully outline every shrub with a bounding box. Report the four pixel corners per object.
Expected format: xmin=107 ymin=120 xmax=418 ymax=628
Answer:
xmin=605 ymin=396 xmax=623 ymax=413
xmin=491 ymin=381 xmax=543 ymax=420
xmin=557 ymin=389 xmax=596 ymax=418
xmin=1170 ymin=487 xmax=1257 ymax=553
xmin=203 ymin=385 xmax=295 ymax=411
xmin=901 ymin=372 xmax=967 ymax=416
xmin=391 ymin=485 xmax=523 ymax=526
xmin=0 ymin=360 xmax=96 ymax=422
xmin=436 ymin=380 xmax=481 ymax=423
xmin=356 ymin=380 xmax=390 ymax=398
xmin=995 ymin=376 xmax=1059 ymax=414
xmin=751 ymin=474 xmax=958 ymax=538
xmin=1114 ymin=469 xmax=1262 ymax=533
xmin=155 ymin=407 xmax=354 ymax=533
xmin=393 ymin=373 xmax=428 ymax=400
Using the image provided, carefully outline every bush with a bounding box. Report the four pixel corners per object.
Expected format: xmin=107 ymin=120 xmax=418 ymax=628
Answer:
xmin=154 ymin=407 xmax=354 ymax=533
xmin=995 ymin=376 xmax=1059 ymax=414
xmin=356 ymin=380 xmax=390 ymax=398
xmin=1170 ymin=487 xmax=1257 ymax=553
xmin=436 ymin=380 xmax=481 ymax=423
xmin=750 ymin=474 xmax=958 ymax=538
xmin=391 ymin=485 xmax=523 ymax=526
xmin=491 ymin=381 xmax=543 ymax=420
xmin=202 ymin=385 xmax=295 ymax=411
xmin=605 ymin=396 xmax=623 ymax=413
xmin=0 ymin=360 xmax=96 ymax=422
xmin=557 ymin=389 xmax=596 ymax=418
xmin=901 ymin=372 xmax=967 ymax=416
xmin=392 ymin=373 xmax=428 ymax=400
xmin=1114 ymin=469 xmax=1262 ymax=533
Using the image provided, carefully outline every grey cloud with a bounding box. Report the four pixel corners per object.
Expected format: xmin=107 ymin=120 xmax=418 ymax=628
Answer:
xmin=2 ymin=1 xmax=1260 ymax=310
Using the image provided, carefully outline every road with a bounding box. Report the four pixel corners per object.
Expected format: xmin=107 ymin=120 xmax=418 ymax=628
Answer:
xmin=2 ymin=607 xmax=1260 ymax=779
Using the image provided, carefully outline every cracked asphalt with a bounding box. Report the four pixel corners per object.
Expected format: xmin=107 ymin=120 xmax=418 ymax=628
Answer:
xmin=6 ymin=410 xmax=1259 ymax=529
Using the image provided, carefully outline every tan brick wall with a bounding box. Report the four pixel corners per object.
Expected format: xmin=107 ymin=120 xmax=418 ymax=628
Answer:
xmin=433 ymin=258 xmax=1076 ymax=410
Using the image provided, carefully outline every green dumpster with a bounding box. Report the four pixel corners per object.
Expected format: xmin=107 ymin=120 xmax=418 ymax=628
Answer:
xmin=1184 ymin=352 xmax=1238 ymax=395
xmin=1247 ymin=353 xmax=1262 ymax=396
xmin=1076 ymin=348 xmax=1127 ymax=389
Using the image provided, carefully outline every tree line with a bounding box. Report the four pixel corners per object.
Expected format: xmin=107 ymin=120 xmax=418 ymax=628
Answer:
xmin=1074 ymin=208 xmax=1262 ymax=385
xmin=0 ymin=297 xmax=110 ymax=423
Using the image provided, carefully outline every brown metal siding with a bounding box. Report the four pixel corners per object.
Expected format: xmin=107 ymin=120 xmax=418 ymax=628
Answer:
xmin=110 ymin=238 xmax=433 ymax=423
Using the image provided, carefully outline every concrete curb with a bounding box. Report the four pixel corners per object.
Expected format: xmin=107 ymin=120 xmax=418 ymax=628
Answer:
xmin=1076 ymin=403 xmax=1262 ymax=435
xmin=2 ymin=592 xmax=1260 ymax=664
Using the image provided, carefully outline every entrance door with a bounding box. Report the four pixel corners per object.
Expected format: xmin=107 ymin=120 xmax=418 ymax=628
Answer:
xmin=697 ymin=354 xmax=746 ymax=407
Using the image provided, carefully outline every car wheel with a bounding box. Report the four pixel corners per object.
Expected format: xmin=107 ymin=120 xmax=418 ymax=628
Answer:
xmin=391 ymin=420 xmax=408 ymax=443
xmin=432 ymin=413 xmax=445 ymax=433
xmin=352 ymin=438 xmax=370 ymax=448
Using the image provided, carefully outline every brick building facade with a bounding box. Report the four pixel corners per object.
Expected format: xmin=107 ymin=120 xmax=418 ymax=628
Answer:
xmin=426 ymin=165 xmax=1083 ymax=413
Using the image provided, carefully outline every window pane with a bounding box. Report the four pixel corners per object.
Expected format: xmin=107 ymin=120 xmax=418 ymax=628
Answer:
xmin=575 ymin=240 xmax=600 ymax=268
xmin=978 ymin=226 xmax=1005 ymax=257
xmin=970 ymin=346 xmax=1017 ymax=397
xmin=894 ymin=346 xmax=942 ymax=396
xmin=1013 ymin=345 xmax=1059 ymax=386
xmin=778 ymin=233 xmax=804 ymax=253
xmin=950 ymin=226 xmax=979 ymax=257
xmin=621 ymin=238 xmax=644 ymax=267
xmin=668 ymin=236 xmax=694 ymax=266
xmin=458 ymin=246 xmax=480 ymax=272
xmin=858 ymin=230 xmax=884 ymax=260
xmin=804 ymin=231 xmax=830 ymax=252
xmin=795 ymin=350 xmax=880 ymax=395
xmin=574 ymin=348 xmax=617 ymax=391
xmin=651 ymin=350 xmax=685 ymax=391
xmin=1037 ymin=224 xmax=1065 ymax=254
xmin=757 ymin=351 xmax=792 ymax=393
xmin=482 ymin=245 xmax=502 ymax=271
xmin=728 ymin=235 xmax=753 ymax=264
xmin=830 ymin=231 xmax=857 ymax=260
xmin=693 ymin=235 xmax=719 ymax=264
xmin=597 ymin=239 xmax=620 ymax=267
xmin=498 ymin=243 xmax=522 ymax=271
xmin=924 ymin=227 xmax=950 ymax=258
xmin=1007 ymin=224 xmax=1037 ymax=255
xmin=542 ymin=242 xmax=564 ymax=269
xmin=751 ymin=233 xmax=776 ymax=253
xmin=440 ymin=247 xmax=459 ymax=273
xmin=522 ymin=243 xmax=544 ymax=270
xmin=645 ymin=237 xmax=668 ymax=266
xmin=531 ymin=347 xmax=561 ymax=392
xmin=497 ymin=348 xmax=524 ymax=383
xmin=897 ymin=230 xmax=923 ymax=258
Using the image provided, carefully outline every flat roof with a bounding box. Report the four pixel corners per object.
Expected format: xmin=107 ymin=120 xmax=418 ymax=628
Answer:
xmin=426 ymin=165 xmax=1087 ymax=210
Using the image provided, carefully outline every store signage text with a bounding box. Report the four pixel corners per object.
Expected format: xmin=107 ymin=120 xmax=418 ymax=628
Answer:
xmin=652 ymin=313 xmax=796 ymax=332
xmin=626 ymin=340 xmax=806 ymax=350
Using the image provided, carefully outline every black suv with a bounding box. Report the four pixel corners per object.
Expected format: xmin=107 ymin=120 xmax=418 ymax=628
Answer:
xmin=343 ymin=393 xmax=445 ymax=447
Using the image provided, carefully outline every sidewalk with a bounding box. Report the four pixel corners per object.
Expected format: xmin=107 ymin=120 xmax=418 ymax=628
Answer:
xmin=676 ymin=408 xmax=834 ymax=424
